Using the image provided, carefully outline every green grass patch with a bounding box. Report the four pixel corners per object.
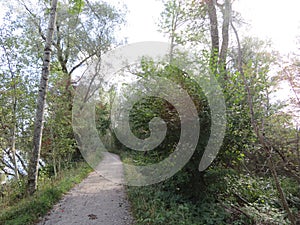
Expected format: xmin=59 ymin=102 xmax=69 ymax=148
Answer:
xmin=0 ymin=162 xmax=92 ymax=225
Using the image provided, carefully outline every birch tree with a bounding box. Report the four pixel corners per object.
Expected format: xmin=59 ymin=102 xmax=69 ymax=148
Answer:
xmin=27 ymin=0 xmax=58 ymax=195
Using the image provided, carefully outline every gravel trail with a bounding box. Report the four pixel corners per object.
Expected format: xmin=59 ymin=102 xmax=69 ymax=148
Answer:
xmin=37 ymin=153 xmax=134 ymax=225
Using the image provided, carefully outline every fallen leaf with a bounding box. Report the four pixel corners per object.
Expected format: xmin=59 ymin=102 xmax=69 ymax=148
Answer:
xmin=88 ymin=214 xmax=98 ymax=220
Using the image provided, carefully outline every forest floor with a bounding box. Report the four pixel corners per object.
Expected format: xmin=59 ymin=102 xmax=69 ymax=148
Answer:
xmin=37 ymin=153 xmax=134 ymax=225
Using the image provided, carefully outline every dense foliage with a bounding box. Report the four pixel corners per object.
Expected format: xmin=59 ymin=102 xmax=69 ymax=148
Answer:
xmin=0 ymin=0 xmax=299 ymax=224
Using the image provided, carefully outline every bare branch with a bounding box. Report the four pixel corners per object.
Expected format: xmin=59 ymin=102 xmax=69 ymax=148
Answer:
xmin=69 ymin=53 xmax=97 ymax=76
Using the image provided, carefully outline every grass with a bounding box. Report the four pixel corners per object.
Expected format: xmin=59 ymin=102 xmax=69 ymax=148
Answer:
xmin=0 ymin=162 xmax=93 ymax=225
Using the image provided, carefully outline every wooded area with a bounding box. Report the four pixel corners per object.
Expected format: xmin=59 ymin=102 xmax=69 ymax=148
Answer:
xmin=0 ymin=0 xmax=299 ymax=224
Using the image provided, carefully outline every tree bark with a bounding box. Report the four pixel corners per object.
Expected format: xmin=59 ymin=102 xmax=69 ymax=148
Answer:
xmin=297 ymin=126 xmax=300 ymax=174
xmin=11 ymin=71 xmax=19 ymax=180
xmin=269 ymin=157 xmax=296 ymax=225
xmin=27 ymin=0 xmax=58 ymax=195
xmin=205 ymin=0 xmax=219 ymax=73
xmin=11 ymin=124 xmax=19 ymax=180
xmin=205 ymin=0 xmax=231 ymax=78
xmin=169 ymin=0 xmax=180 ymax=62
xmin=219 ymin=0 xmax=231 ymax=75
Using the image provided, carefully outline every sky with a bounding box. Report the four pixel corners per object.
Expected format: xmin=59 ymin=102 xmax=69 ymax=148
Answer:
xmin=112 ymin=0 xmax=166 ymax=43
xmin=112 ymin=0 xmax=300 ymax=54
xmin=234 ymin=0 xmax=300 ymax=54
xmin=1 ymin=0 xmax=299 ymax=53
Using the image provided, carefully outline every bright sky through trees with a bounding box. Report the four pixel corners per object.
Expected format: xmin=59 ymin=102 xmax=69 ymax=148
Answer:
xmin=235 ymin=0 xmax=300 ymax=54
xmin=113 ymin=0 xmax=300 ymax=54
xmin=1 ymin=0 xmax=299 ymax=53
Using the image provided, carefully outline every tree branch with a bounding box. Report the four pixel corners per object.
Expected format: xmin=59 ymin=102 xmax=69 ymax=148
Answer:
xmin=69 ymin=53 xmax=96 ymax=76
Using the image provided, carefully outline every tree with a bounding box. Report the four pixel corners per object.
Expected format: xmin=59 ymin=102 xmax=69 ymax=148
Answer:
xmin=41 ymin=0 xmax=124 ymax=173
xmin=0 ymin=0 xmax=125 ymax=193
xmin=103 ymin=59 xmax=209 ymax=192
xmin=159 ymin=0 xmax=233 ymax=78
xmin=4 ymin=0 xmax=126 ymax=193
xmin=27 ymin=0 xmax=58 ymax=195
xmin=279 ymin=56 xmax=300 ymax=124
xmin=270 ymin=44 xmax=300 ymax=183
xmin=0 ymin=13 xmax=37 ymax=180
xmin=1 ymin=32 xmax=20 ymax=180
xmin=231 ymin=24 xmax=297 ymax=225
xmin=158 ymin=1 xmax=299 ymax=222
xmin=159 ymin=0 xmax=207 ymax=60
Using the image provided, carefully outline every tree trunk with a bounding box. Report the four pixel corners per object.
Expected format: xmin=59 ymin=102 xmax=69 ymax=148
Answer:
xmin=219 ymin=0 xmax=231 ymax=76
xmin=297 ymin=126 xmax=300 ymax=174
xmin=169 ymin=0 xmax=179 ymax=62
xmin=11 ymin=124 xmax=19 ymax=180
xmin=205 ymin=0 xmax=219 ymax=71
xmin=11 ymin=61 xmax=19 ymax=180
xmin=27 ymin=0 xmax=58 ymax=195
xmin=231 ymin=22 xmax=296 ymax=225
xmin=269 ymin=157 xmax=296 ymax=225
xmin=50 ymin=125 xmax=57 ymax=178
xmin=205 ymin=0 xmax=232 ymax=79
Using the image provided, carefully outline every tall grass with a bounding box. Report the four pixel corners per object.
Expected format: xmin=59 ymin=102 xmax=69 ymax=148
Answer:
xmin=0 ymin=162 xmax=92 ymax=225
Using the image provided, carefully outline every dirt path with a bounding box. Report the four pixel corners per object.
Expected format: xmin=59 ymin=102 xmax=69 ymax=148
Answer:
xmin=37 ymin=153 xmax=134 ymax=225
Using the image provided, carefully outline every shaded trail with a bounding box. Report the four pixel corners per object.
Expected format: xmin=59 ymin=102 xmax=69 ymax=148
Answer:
xmin=37 ymin=153 xmax=134 ymax=225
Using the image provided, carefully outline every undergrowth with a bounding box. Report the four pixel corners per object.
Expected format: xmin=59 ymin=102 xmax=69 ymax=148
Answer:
xmin=126 ymin=168 xmax=300 ymax=225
